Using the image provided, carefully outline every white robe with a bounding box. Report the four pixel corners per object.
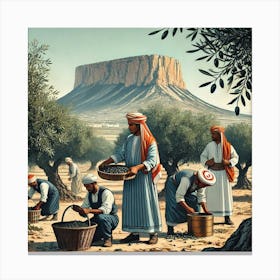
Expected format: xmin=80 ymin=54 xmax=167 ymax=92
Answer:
xmin=200 ymin=141 xmax=239 ymax=217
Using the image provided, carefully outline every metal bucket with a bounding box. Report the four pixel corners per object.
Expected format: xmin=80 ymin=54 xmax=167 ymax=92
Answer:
xmin=28 ymin=207 xmax=41 ymax=223
xmin=187 ymin=213 xmax=213 ymax=237
xmin=52 ymin=205 xmax=97 ymax=251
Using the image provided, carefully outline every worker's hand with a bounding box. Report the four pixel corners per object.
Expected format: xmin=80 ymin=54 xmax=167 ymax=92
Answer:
xmin=204 ymin=210 xmax=212 ymax=215
xmin=222 ymin=159 xmax=230 ymax=166
xmin=187 ymin=207 xmax=196 ymax=214
xmin=205 ymin=158 xmax=215 ymax=167
xmin=128 ymin=166 xmax=139 ymax=176
xmin=33 ymin=203 xmax=41 ymax=210
xmin=72 ymin=205 xmax=87 ymax=217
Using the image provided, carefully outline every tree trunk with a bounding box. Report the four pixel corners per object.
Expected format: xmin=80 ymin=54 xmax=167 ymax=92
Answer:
xmin=158 ymin=160 xmax=179 ymax=199
xmin=203 ymin=217 xmax=252 ymax=251
xmin=233 ymin=162 xmax=252 ymax=190
xmin=38 ymin=160 xmax=82 ymax=202
xmin=88 ymin=160 xmax=97 ymax=171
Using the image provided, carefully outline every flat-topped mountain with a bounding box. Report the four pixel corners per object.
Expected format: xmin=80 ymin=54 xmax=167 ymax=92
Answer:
xmin=58 ymin=54 xmax=251 ymax=126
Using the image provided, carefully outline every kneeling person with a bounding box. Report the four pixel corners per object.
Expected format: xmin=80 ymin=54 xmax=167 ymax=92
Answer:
xmin=74 ymin=174 xmax=119 ymax=247
xmin=165 ymin=168 xmax=216 ymax=236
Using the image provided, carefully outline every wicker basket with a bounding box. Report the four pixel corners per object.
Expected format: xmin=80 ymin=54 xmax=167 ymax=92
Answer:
xmin=52 ymin=205 xmax=97 ymax=251
xmin=28 ymin=207 xmax=41 ymax=223
xmin=98 ymin=164 xmax=136 ymax=181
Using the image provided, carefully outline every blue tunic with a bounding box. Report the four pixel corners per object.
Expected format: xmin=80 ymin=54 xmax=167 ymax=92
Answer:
xmin=112 ymin=134 xmax=162 ymax=233
xmin=34 ymin=179 xmax=60 ymax=216
xmin=165 ymin=170 xmax=199 ymax=226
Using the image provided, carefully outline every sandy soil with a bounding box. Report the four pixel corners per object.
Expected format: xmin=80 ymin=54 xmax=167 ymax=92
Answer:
xmin=28 ymin=163 xmax=252 ymax=253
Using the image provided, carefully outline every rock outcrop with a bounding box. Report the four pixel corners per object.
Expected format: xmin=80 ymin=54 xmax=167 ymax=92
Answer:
xmin=74 ymin=55 xmax=186 ymax=89
xmin=59 ymin=54 xmax=251 ymax=127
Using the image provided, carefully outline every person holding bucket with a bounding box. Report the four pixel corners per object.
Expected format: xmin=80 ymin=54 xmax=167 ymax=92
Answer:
xmin=28 ymin=174 xmax=60 ymax=221
xmin=164 ymin=168 xmax=216 ymax=236
xmin=73 ymin=174 xmax=119 ymax=247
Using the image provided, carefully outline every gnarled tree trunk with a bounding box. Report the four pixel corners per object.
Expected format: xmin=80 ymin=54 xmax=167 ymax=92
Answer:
xmin=233 ymin=162 xmax=252 ymax=190
xmin=203 ymin=217 xmax=252 ymax=251
xmin=38 ymin=159 xmax=82 ymax=202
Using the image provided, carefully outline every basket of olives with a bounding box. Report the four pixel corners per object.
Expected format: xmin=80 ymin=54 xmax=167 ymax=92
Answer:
xmin=97 ymin=164 xmax=136 ymax=181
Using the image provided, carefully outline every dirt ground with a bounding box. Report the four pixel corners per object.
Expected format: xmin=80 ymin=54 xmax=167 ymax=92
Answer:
xmin=28 ymin=163 xmax=252 ymax=253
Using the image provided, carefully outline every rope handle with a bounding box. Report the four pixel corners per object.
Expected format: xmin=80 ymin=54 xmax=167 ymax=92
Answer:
xmin=61 ymin=204 xmax=91 ymax=227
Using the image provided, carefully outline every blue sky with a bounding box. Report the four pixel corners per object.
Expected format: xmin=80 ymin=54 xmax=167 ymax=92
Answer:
xmin=28 ymin=27 xmax=252 ymax=114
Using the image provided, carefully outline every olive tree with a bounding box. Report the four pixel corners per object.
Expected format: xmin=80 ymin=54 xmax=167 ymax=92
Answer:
xmin=225 ymin=122 xmax=252 ymax=189
xmin=28 ymin=40 xmax=93 ymax=200
xmin=148 ymin=28 xmax=252 ymax=116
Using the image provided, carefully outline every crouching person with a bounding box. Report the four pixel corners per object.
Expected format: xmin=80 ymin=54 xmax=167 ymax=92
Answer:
xmin=73 ymin=174 xmax=119 ymax=247
xmin=165 ymin=168 xmax=216 ymax=236
xmin=28 ymin=174 xmax=59 ymax=221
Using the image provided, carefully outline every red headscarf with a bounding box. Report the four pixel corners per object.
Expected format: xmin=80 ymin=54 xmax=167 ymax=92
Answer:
xmin=126 ymin=113 xmax=161 ymax=183
xmin=210 ymin=126 xmax=235 ymax=182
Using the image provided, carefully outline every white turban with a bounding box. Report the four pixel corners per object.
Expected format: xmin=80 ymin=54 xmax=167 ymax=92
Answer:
xmin=82 ymin=174 xmax=98 ymax=184
xmin=197 ymin=168 xmax=216 ymax=186
xmin=28 ymin=174 xmax=37 ymax=184
xmin=65 ymin=157 xmax=73 ymax=163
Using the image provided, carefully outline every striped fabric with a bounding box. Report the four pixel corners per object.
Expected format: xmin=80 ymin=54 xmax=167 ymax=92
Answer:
xmin=112 ymin=135 xmax=162 ymax=233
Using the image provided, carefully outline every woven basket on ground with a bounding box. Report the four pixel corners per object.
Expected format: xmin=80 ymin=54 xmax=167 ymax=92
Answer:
xmin=28 ymin=207 xmax=41 ymax=223
xmin=97 ymin=164 xmax=136 ymax=181
xmin=52 ymin=205 xmax=97 ymax=251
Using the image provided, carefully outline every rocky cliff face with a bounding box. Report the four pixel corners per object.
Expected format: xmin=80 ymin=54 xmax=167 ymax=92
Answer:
xmin=74 ymin=55 xmax=186 ymax=89
xmin=59 ymin=54 xmax=251 ymax=127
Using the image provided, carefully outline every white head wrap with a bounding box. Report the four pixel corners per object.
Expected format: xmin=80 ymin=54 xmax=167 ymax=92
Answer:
xmin=28 ymin=174 xmax=37 ymax=184
xmin=82 ymin=174 xmax=98 ymax=184
xmin=65 ymin=157 xmax=73 ymax=163
xmin=197 ymin=168 xmax=216 ymax=186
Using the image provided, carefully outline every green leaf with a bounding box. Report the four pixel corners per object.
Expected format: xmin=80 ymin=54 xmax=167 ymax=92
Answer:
xmin=199 ymin=69 xmax=213 ymax=77
xmin=241 ymin=95 xmax=246 ymax=106
xmin=172 ymin=28 xmax=178 ymax=36
xmin=246 ymin=91 xmax=251 ymax=100
xmin=161 ymin=30 xmax=169 ymax=40
xmin=214 ymin=58 xmax=219 ymax=67
xmin=196 ymin=55 xmax=209 ymax=61
xmin=199 ymin=81 xmax=212 ymax=88
xmin=210 ymin=84 xmax=216 ymax=93
xmin=148 ymin=29 xmax=164 ymax=35
xmin=218 ymin=51 xmax=224 ymax=59
xmin=235 ymin=106 xmax=240 ymax=116
xmin=228 ymin=97 xmax=238 ymax=104
xmin=246 ymin=80 xmax=252 ymax=89
xmin=186 ymin=48 xmax=200 ymax=53
xmin=219 ymin=78 xmax=224 ymax=88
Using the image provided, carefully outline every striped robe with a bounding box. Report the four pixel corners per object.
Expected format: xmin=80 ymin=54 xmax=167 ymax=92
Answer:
xmin=111 ymin=134 xmax=162 ymax=233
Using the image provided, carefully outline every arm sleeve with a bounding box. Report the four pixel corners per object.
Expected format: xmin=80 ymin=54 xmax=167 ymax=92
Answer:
xmin=39 ymin=183 xmax=49 ymax=203
xmin=229 ymin=145 xmax=239 ymax=167
xmin=98 ymin=190 xmax=114 ymax=214
xmin=197 ymin=187 xmax=207 ymax=203
xmin=28 ymin=187 xmax=35 ymax=198
xmin=81 ymin=194 xmax=90 ymax=208
xmin=142 ymin=142 xmax=158 ymax=171
xmin=175 ymin=177 xmax=190 ymax=203
xmin=111 ymin=142 xmax=126 ymax=163
xmin=200 ymin=145 xmax=209 ymax=166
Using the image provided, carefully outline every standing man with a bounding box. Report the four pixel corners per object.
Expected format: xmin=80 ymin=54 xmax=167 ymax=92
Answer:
xmin=28 ymin=174 xmax=59 ymax=221
xmin=73 ymin=174 xmax=119 ymax=247
xmin=65 ymin=157 xmax=82 ymax=195
xmin=200 ymin=125 xmax=239 ymax=225
xmin=165 ymin=168 xmax=216 ymax=236
xmin=100 ymin=112 xmax=162 ymax=245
